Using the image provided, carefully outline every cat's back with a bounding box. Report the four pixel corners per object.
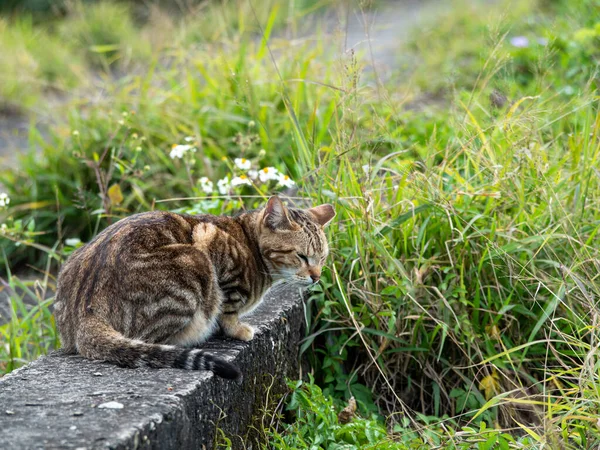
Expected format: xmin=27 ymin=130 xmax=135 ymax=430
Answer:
xmin=57 ymin=211 xmax=198 ymax=301
xmin=67 ymin=211 xmax=195 ymax=262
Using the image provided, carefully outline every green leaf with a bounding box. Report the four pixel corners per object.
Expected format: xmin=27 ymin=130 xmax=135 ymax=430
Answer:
xmin=89 ymin=44 xmax=121 ymax=53
xmin=376 ymin=204 xmax=432 ymax=235
xmin=108 ymin=184 xmax=124 ymax=206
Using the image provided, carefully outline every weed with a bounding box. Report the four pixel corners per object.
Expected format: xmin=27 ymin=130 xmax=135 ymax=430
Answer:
xmin=0 ymin=264 xmax=58 ymax=374
xmin=58 ymin=2 xmax=151 ymax=70
xmin=267 ymin=376 xmax=391 ymax=449
xmin=1 ymin=0 xmax=600 ymax=447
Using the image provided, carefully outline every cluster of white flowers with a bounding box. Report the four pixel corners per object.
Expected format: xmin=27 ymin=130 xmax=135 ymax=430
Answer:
xmin=0 ymin=193 xmax=10 ymax=208
xmin=258 ymin=167 xmax=279 ymax=183
xmin=231 ymin=174 xmax=252 ymax=187
xmin=277 ymin=174 xmax=295 ymax=188
xmin=198 ymin=177 xmax=214 ymax=194
xmin=170 ymin=144 xmax=197 ymax=160
xmin=188 ymin=149 xmax=295 ymax=197
xmin=169 ymin=137 xmax=198 ymax=160
xmin=217 ymin=176 xmax=230 ymax=195
xmin=242 ymin=166 xmax=295 ymax=188
xmin=254 ymin=166 xmax=295 ymax=187
xmin=234 ymin=158 xmax=252 ymax=170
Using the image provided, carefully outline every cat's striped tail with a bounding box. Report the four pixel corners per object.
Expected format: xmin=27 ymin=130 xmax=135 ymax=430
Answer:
xmin=75 ymin=315 xmax=242 ymax=383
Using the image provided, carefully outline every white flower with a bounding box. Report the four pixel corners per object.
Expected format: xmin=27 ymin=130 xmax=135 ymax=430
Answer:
xmin=258 ymin=149 xmax=266 ymax=157
xmin=248 ymin=169 xmax=258 ymax=180
xmin=258 ymin=167 xmax=279 ymax=183
xmin=248 ymin=120 xmax=256 ymax=128
xmin=277 ymin=174 xmax=295 ymax=188
xmin=198 ymin=177 xmax=214 ymax=194
xmin=231 ymin=175 xmax=252 ymax=187
xmin=184 ymin=136 xmax=195 ymax=142
xmin=0 ymin=193 xmax=10 ymax=208
xmin=169 ymin=144 xmax=196 ymax=159
xmin=65 ymin=238 xmax=81 ymax=247
xmin=0 ymin=223 xmax=7 ymax=233
xmin=217 ymin=176 xmax=230 ymax=195
xmin=234 ymin=158 xmax=252 ymax=170
xmin=510 ymin=36 xmax=529 ymax=48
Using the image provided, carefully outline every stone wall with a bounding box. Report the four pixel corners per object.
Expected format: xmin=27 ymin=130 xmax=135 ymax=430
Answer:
xmin=0 ymin=287 xmax=305 ymax=450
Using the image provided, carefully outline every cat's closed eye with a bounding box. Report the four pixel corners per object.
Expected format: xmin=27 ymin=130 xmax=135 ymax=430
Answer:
xmin=297 ymin=254 xmax=309 ymax=264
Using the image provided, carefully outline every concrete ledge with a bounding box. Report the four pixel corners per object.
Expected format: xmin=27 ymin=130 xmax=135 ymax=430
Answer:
xmin=0 ymin=288 xmax=305 ymax=450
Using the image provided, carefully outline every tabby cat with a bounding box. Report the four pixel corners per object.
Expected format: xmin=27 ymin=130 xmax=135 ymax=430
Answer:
xmin=54 ymin=196 xmax=335 ymax=382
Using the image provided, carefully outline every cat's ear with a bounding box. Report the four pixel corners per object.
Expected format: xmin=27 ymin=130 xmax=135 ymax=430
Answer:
xmin=308 ymin=204 xmax=336 ymax=227
xmin=263 ymin=196 xmax=294 ymax=231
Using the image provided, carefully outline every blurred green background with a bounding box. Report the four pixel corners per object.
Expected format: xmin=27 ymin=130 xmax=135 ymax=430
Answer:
xmin=1 ymin=0 xmax=600 ymax=448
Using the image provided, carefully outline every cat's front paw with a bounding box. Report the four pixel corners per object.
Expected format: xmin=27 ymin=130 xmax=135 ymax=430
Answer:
xmin=232 ymin=323 xmax=255 ymax=342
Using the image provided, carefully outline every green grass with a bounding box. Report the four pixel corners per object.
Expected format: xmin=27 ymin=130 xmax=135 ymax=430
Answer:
xmin=1 ymin=0 xmax=600 ymax=447
xmin=267 ymin=376 xmax=540 ymax=449
xmin=0 ymin=16 xmax=84 ymax=109
xmin=267 ymin=376 xmax=392 ymax=449
xmin=0 ymin=269 xmax=59 ymax=375
xmin=0 ymin=0 xmax=323 ymax=111
xmin=57 ymin=2 xmax=153 ymax=69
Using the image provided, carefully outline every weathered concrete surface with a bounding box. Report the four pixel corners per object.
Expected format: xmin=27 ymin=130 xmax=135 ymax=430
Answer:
xmin=0 ymin=286 xmax=305 ymax=450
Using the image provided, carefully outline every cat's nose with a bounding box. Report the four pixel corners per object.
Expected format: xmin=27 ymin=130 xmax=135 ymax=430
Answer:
xmin=310 ymin=274 xmax=320 ymax=283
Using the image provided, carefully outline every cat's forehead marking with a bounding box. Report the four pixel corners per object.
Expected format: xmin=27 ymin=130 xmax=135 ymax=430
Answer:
xmin=288 ymin=208 xmax=326 ymax=255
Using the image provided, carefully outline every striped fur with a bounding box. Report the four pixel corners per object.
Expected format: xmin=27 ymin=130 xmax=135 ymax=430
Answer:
xmin=54 ymin=196 xmax=335 ymax=381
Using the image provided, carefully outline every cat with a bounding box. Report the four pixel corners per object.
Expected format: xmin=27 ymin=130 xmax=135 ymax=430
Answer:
xmin=54 ymin=196 xmax=335 ymax=382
